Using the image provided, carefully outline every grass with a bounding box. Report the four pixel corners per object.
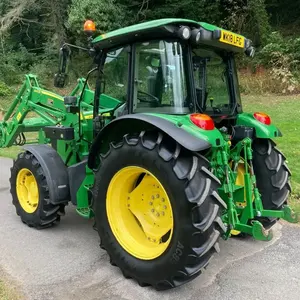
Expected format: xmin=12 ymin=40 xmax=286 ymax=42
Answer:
xmin=0 ymin=279 xmax=20 ymax=300
xmin=0 ymin=147 xmax=22 ymax=159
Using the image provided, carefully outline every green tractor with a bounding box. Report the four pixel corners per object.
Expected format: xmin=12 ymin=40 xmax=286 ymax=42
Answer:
xmin=1 ymin=18 xmax=298 ymax=290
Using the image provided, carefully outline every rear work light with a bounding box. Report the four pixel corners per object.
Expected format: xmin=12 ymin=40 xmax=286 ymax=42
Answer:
xmin=253 ymin=112 xmax=271 ymax=125
xmin=190 ymin=113 xmax=215 ymax=130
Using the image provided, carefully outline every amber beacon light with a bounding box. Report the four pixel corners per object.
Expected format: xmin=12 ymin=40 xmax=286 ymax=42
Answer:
xmin=84 ymin=20 xmax=96 ymax=35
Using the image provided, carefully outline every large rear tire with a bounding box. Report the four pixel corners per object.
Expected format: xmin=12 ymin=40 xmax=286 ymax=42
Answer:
xmin=252 ymin=138 xmax=291 ymax=228
xmin=10 ymin=151 xmax=64 ymax=229
xmin=92 ymin=131 xmax=227 ymax=290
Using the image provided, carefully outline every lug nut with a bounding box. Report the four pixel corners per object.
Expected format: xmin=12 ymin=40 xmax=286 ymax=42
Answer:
xmin=162 ymin=198 xmax=165 ymax=202
xmin=151 ymin=195 xmax=155 ymax=200
xmin=151 ymin=209 xmax=155 ymax=213
xmin=156 ymin=194 xmax=160 ymax=198
xmin=164 ymin=205 xmax=167 ymax=209
xmin=161 ymin=212 xmax=165 ymax=216
xmin=156 ymin=213 xmax=160 ymax=217
xmin=149 ymin=202 xmax=153 ymax=205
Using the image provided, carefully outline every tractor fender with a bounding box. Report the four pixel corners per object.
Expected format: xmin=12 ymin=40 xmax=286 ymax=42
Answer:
xmin=236 ymin=113 xmax=282 ymax=138
xmin=23 ymin=145 xmax=70 ymax=205
xmin=88 ymin=113 xmax=211 ymax=169
xmin=67 ymin=159 xmax=87 ymax=205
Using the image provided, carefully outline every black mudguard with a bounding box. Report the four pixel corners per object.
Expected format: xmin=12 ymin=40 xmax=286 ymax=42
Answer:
xmin=88 ymin=113 xmax=211 ymax=169
xmin=23 ymin=145 xmax=70 ymax=205
xmin=67 ymin=160 xmax=87 ymax=205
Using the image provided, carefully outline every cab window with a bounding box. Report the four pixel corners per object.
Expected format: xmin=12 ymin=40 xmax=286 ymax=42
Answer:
xmin=193 ymin=48 xmax=231 ymax=114
xmin=103 ymin=47 xmax=129 ymax=102
xmin=133 ymin=40 xmax=191 ymax=114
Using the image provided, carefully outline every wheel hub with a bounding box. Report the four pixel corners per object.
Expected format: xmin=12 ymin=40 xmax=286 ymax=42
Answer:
xmin=16 ymin=168 xmax=39 ymax=213
xmin=106 ymin=166 xmax=174 ymax=260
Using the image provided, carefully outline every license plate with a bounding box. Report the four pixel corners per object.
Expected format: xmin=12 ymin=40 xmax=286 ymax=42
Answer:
xmin=219 ymin=30 xmax=245 ymax=48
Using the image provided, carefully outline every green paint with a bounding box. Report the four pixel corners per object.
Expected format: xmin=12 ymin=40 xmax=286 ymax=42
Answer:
xmin=198 ymin=22 xmax=220 ymax=32
xmin=93 ymin=18 xmax=200 ymax=44
xmin=236 ymin=112 xmax=281 ymax=138
xmin=100 ymin=93 xmax=121 ymax=108
xmin=76 ymin=165 xmax=94 ymax=218
xmin=215 ymin=135 xmax=298 ymax=240
xmin=145 ymin=113 xmax=225 ymax=147
xmin=261 ymin=206 xmax=299 ymax=223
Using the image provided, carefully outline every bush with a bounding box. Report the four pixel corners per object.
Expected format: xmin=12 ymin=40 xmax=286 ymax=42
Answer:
xmin=0 ymin=81 xmax=11 ymax=96
xmin=238 ymin=31 xmax=300 ymax=95
xmin=0 ymin=44 xmax=39 ymax=85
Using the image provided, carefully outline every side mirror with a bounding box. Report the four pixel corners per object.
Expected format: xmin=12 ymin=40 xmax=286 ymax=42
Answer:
xmin=54 ymin=45 xmax=71 ymax=88
xmin=245 ymin=46 xmax=255 ymax=58
xmin=54 ymin=20 xmax=96 ymax=88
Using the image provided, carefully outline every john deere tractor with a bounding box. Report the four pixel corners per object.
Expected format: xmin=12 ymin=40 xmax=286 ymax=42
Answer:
xmin=1 ymin=18 xmax=298 ymax=290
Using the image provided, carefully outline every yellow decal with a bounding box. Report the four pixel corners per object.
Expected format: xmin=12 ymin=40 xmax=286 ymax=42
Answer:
xmin=41 ymin=91 xmax=64 ymax=101
xmin=16 ymin=112 xmax=22 ymax=121
xmin=80 ymin=114 xmax=93 ymax=120
xmin=219 ymin=30 xmax=245 ymax=48
xmin=80 ymin=113 xmax=110 ymax=120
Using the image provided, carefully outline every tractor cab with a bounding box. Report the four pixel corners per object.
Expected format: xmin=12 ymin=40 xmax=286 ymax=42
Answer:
xmin=88 ymin=19 xmax=255 ymax=122
xmin=55 ymin=19 xmax=255 ymax=124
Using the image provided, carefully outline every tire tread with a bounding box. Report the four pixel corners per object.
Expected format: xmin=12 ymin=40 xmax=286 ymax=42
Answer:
xmin=93 ymin=130 xmax=227 ymax=290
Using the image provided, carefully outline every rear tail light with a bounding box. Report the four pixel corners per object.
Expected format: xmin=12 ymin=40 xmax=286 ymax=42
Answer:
xmin=190 ymin=113 xmax=215 ymax=130
xmin=253 ymin=112 xmax=271 ymax=125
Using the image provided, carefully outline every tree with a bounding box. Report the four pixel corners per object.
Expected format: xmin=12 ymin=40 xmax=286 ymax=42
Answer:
xmin=68 ymin=0 xmax=127 ymax=36
xmin=221 ymin=0 xmax=271 ymax=46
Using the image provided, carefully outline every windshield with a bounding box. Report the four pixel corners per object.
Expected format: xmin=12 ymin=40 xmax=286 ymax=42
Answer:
xmin=133 ymin=40 xmax=191 ymax=114
xmin=192 ymin=48 xmax=235 ymax=115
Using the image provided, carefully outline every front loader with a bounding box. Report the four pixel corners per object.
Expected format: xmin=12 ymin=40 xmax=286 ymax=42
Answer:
xmin=1 ymin=18 xmax=298 ymax=290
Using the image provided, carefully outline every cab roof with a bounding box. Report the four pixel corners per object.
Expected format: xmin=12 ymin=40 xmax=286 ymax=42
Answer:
xmin=92 ymin=18 xmax=250 ymax=54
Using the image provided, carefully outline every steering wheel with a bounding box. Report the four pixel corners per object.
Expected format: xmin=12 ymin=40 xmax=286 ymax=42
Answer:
xmin=137 ymin=91 xmax=160 ymax=104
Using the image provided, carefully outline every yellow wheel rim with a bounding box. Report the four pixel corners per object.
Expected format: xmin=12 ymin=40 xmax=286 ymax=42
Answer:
xmin=16 ymin=168 xmax=39 ymax=214
xmin=107 ymin=166 xmax=174 ymax=260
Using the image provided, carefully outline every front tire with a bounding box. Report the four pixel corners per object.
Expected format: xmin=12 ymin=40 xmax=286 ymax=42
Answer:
xmin=10 ymin=151 xmax=63 ymax=229
xmin=92 ymin=131 xmax=227 ymax=290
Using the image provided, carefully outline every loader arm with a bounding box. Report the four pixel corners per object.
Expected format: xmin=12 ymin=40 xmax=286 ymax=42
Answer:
xmin=0 ymin=74 xmax=95 ymax=148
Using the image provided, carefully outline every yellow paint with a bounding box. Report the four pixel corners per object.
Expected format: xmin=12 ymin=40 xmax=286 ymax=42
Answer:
xmin=80 ymin=113 xmax=94 ymax=120
xmin=34 ymin=89 xmax=63 ymax=101
xmin=16 ymin=168 xmax=39 ymax=214
xmin=41 ymin=91 xmax=64 ymax=101
xmin=106 ymin=166 xmax=173 ymax=260
xmin=80 ymin=112 xmax=111 ymax=120
xmin=231 ymin=161 xmax=251 ymax=236
xmin=16 ymin=112 xmax=22 ymax=121
xmin=235 ymin=162 xmax=247 ymax=208
xmin=219 ymin=30 xmax=245 ymax=48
